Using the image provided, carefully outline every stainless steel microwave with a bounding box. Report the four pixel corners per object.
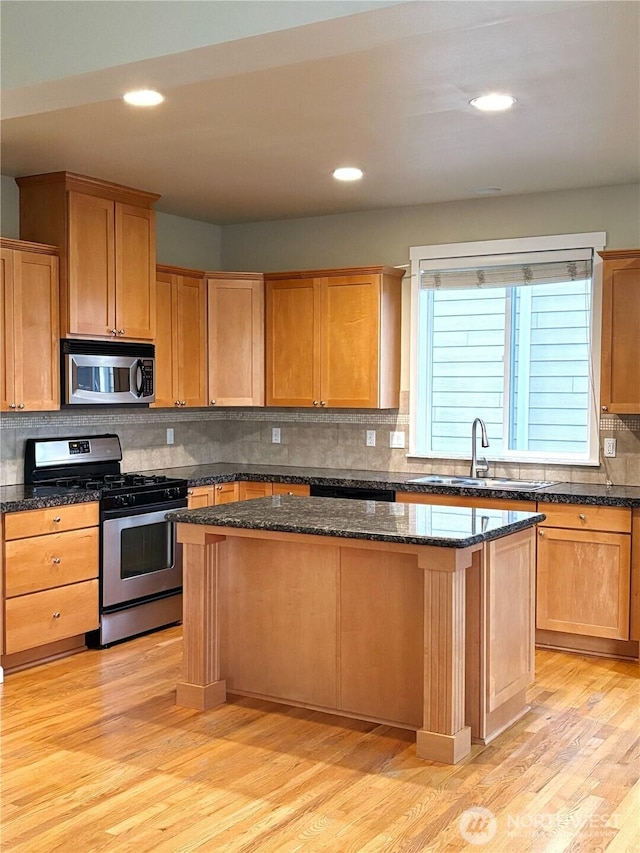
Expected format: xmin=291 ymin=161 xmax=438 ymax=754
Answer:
xmin=61 ymin=339 xmax=155 ymax=405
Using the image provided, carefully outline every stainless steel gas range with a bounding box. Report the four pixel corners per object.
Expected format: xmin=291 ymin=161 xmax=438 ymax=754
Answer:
xmin=24 ymin=434 xmax=187 ymax=647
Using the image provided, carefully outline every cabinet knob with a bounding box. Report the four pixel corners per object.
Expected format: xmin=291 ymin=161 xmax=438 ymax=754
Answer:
xmin=579 ymin=513 xmax=586 ymax=521
xmin=210 ymin=400 xmax=216 ymax=406
xmin=182 ymin=401 xmax=186 ymax=406
xmin=52 ymin=516 xmax=61 ymax=523
xmin=216 ymin=485 xmax=222 ymax=491
xmin=313 ymin=400 xmax=319 ymax=407
xmin=118 ymin=329 xmax=125 ymax=335
xmin=52 ymin=557 xmax=61 ymax=565
xmin=18 ymin=403 xmax=25 ymax=409
xmin=110 ymin=328 xmax=118 ymax=335
xmin=9 ymin=403 xmax=16 ymax=409
xmin=187 ymin=489 xmax=193 ymax=495
xmin=601 ymin=405 xmax=608 ymax=412
xmin=320 ymin=400 xmax=327 ymax=407
xmin=538 ymin=529 xmax=545 ymax=537
xmin=52 ymin=611 xmax=61 ymax=619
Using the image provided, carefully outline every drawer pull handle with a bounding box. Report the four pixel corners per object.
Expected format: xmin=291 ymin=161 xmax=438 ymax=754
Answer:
xmin=52 ymin=557 xmax=61 ymax=565
xmin=579 ymin=513 xmax=586 ymax=521
xmin=52 ymin=611 xmax=61 ymax=619
xmin=52 ymin=516 xmax=61 ymax=523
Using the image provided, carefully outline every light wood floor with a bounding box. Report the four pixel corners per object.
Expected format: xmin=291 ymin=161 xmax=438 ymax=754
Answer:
xmin=1 ymin=627 xmax=638 ymax=853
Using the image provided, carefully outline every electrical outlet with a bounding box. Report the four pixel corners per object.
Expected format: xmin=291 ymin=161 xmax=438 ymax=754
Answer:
xmin=272 ymin=427 xmax=281 ymax=444
xmin=389 ymin=431 xmax=405 ymax=449
xmin=603 ymin=437 xmax=616 ymax=457
xmin=166 ymin=428 xmax=174 ymax=445
xmin=366 ymin=430 xmax=376 ymax=447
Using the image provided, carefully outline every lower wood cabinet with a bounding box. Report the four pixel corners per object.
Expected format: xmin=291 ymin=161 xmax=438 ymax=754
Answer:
xmin=536 ymin=502 xmax=632 ymax=641
xmin=2 ymin=502 xmax=99 ymax=668
xmin=187 ymin=481 xmax=311 ymax=509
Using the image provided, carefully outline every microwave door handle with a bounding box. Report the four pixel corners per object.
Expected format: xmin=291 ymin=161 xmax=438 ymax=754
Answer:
xmin=134 ymin=360 xmax=144 ymax=397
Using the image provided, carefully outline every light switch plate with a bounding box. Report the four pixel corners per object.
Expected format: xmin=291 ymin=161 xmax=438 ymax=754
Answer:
xmin=389 ymin=431 xmax=405 ymax=449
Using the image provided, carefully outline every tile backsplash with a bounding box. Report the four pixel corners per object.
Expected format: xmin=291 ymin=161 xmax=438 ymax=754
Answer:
xmin=1 ymin=407 xmax=639 ymax=487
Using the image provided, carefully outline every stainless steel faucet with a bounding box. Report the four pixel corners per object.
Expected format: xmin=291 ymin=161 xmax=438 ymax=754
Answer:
xmin=470 ymin=418 xmax=490 ymax=478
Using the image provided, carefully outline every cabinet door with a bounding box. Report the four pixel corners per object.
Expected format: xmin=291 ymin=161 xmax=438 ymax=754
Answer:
xmin=1 ymin=248 xmax=15 ymax=411
xmin=115 ymin=203 xmax=156 ymax=340
xmin=13 ymin=250 xmax=59 ymax=411
xmin=238 ymin=482 xmax=273 ymax=501
xmin=1 ymin=248 xmax=59 ymax=412
xmin=266 ymin=278 xmax=320 ymax=406
xmin=600 ymin=250 xmax=640 ymax=414
xmin=320 ymin=274 xmax=380 ymax=407
xmin=187 ymin=486 xmax=214 ymax=508
xmin=536 ymin=527 xmax=631 ymax=639
xmin=153 ymin=272 xmax=177 ymax=407
xmin=176 ymin=274 xmax=206 ymax=407
xmin=208 ymin=276 xmax=264 ymax=406
xmin=213 ymin=483 xmax=239 ymax=504
xmin=68 ymin=192 xmax=115 ymax=337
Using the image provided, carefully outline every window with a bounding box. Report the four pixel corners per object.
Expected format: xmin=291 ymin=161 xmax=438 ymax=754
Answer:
xmin=409 ymin=233 xmax=606 ymax=465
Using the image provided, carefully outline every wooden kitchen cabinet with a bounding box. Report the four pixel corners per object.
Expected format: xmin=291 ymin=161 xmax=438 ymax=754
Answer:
xmin=1 ymin=502 xmax=100 ymax=672
xmin=396 ymin=492 xmax=536 ymax=511
xmin=536 ymin=502 xmax=632 ymax=642
xmin=599 ymin=249 xmax=640 ymax=414
xmin=207 ymin=272 xmax=264 ymax=406
xmin=154 ymin=265 xmax=207 ymax=408
xmin=214 ymin=483 xmax=239 ymax=504
xmin=1 ymin=239 xmax=59 ymax=412
xmin=187 ymin=481 xmax=310 ymax=507
xmin=17 ymin=171 xmax=159 ymax=341
xmin=265 ymin=266 xmax=404 ymax=408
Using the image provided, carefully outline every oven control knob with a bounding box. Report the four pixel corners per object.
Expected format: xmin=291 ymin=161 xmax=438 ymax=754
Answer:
xmin=164 ymin=487 xmax=180 ymax=500
xmin=115 ymin=494 xmax=133 ymax=507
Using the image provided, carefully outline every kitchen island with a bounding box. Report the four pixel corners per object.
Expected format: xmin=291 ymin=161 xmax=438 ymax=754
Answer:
xmin=167 ymin=496 xmax=544 ymax=764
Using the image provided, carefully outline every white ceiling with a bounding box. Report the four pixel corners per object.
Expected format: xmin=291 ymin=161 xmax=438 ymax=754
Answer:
xmin=1 ymin=0 xmax=639 ymax=225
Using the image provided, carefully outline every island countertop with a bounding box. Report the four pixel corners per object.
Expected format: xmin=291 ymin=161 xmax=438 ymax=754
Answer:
xmin=166 ymin=494 xmax=545 ymax=548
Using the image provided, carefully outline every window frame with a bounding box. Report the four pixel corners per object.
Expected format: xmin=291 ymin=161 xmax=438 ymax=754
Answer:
xmin=408 ymin=232 xmax=606 ymax=466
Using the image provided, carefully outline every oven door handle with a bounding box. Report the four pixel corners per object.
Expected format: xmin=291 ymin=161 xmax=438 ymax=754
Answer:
xmin=101 ymin=498 xmax=187 ymax=522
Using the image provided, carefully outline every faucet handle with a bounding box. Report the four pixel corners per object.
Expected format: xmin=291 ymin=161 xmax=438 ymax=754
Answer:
xmin=476 ymin=458 xmax=490 ymax=476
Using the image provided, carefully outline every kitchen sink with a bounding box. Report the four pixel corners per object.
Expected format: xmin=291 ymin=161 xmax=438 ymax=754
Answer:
xmin=406 ymin=475 xmax=557 ymax=490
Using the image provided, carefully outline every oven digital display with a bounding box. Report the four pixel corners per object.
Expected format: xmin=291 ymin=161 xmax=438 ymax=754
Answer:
xmin=68 ymin=440 xmax=91 ymax=455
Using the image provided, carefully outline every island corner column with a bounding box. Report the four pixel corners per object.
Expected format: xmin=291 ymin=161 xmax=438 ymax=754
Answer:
xmin=416 ymin=544 xmax=477 ymax=764
xmin=175 ymin=523 xmax=227 ymax=711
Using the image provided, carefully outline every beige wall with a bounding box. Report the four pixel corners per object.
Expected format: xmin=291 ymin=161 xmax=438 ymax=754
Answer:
xmin=221 ymin=183 xmax=640 ymax=271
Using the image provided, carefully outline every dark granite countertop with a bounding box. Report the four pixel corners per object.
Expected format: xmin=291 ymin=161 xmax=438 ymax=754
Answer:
xmin=2 ymin=462 xmax=640 ymax=513
xmin=166 ymin=495 xmax=546 ymax=549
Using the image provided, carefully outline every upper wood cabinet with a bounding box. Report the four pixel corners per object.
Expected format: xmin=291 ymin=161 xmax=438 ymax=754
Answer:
xmin=206 ymin=272 xmax=264 ymax=407
xmin=17 ymin=171 xmax=159 ymax=342
xmin=265 ymin=266 xmax=404 ymax=408
xmin=1 ymin=238 xmax=59 ymax=412
xmin=153 ymin=265 xmax=207 ymax=408
xmin=599 ymin=249 xmax=640 ymax=414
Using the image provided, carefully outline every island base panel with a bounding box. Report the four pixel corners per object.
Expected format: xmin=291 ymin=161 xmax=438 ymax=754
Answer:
xmin=416 ymin=726 xmax=471 ymax=764
xmin=176 ymin=679 xmax=227 ymax=711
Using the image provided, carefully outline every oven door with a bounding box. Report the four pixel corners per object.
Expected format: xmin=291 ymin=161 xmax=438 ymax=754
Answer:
xmin=101 ymin=501 xmax=185 ymax=609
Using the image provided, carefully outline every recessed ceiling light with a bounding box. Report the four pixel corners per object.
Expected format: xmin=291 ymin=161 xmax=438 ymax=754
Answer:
xmin=333 ymin=167 xmax=363 ymax=182
xmin=123 ymin=89 xmax=164 ymax=107
xmin=469 ymin=94 xmax=516 ymax=112
xmin=475 ymin=186 xmax=503 ymax=195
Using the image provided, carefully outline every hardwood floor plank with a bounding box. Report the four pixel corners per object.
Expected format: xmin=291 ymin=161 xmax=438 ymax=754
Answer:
xmin=1 ymin=625 xmax=638 ymax=852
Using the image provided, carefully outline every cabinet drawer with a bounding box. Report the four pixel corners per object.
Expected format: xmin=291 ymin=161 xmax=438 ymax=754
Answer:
xmin=187 ymin=486 xmax=214 ymax=509
xmin=4 ymin=502 xmax=99 ymax=540
xmin=537 ymin=502 xmax=631 ymax=533
xmin=5 ymin=527 xmax=99 ymax=597
xmin=4 ymin=579 xmax=99 ymax=654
